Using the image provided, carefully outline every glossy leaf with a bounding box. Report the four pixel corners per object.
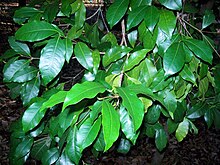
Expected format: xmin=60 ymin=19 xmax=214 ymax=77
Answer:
xmin=180 ymin=64 xmax=196 ymax=84
xmin=175 ymin=118 xmax=189 ymax=142
xmin=15 ymin=21 xmax=61 ymax=42
xmin=67 ymin=25 xmax=83 ymax=40
xmin=15 ymin=137 xmax=33 ymax=159
xmin=20 ymin=76 xmax=40 ymax=105
xmin=13 ymin=7 xmax=41 ymax=22
xmin=117 ymin=87 xmax=144 ymax=131
xmin=93 ymin=130 xmax=105 ymax=152
xmin=3 ymin=59 xmax=30 ymax=82
xmin=103 ymin=46 xmax=131 ymax=67
xmin=11 ymin=66 xmax=38 ymax=83
xmin=144 ymin=6 xmax=160 ymax=32
xmin=75 ymin=1 xmax=86 ymax=29
xmin=187 ymin=102 xmax=206 ymax=119
xmin=128 ymin=30 xmax=137 ymax=48
xmin=63 ymin=81 xmax=106 ymax=110
xmin=124 ymin=49 xmax=150 ymax=71
xmin=64 ymin=38 xmax=73 ymax=63
xmin=101 ymin=32 xmax=118 ymax=46
xmin=127 ymin=6 xmax=148 ymax=30
xmin=56 ymin=151 xmax=75 ymax=165
xmin=163 ymin=42 xmax=185 ymax=76
xmin=159 ymin=0 xmax=182 ymax=10
xmin=39 ymin=37 xmax=66 ymax=85
xmin=22 ymin=98 xmax=46 ymax=132
xmin=130 ymin=0 xmax=152 ymax=9
xmin=41 ymin=147 xmax=59 ymax=165
xmin=202 ymin=10 xmax=215 ymax=29
xmin=204 ymin=109 xmax=214 ymax=128
xmin=158 ymin=10 xmax=176 ymax=38
xmin=145 ymin=105 xmax=161 ymax=124
xmin=117 ymin=138 xmax=131 ymax=154
xmin=155 ymin=128 xmax=168 ymax=151
xmin=102 ymin=100 xmax=120 ymax=151
xmin=78 ymin=117 xmax=101 ymax=152
xmin=43 ymin=1 xmax=59 ymax=22
xmin=167 ymin=118 xmax=178 ymax=134
xmin=119 ymin=106 xmax=138 ymax=144
xmin=184 ymin=38 xmax=213 ymax=64
xmin=74 ymin=42 xmax=93 ymax=71
xmin=92 ymin=50 xmax=101 ymax=74
xmin=164 ymin=90 xmax=177 ymax=117
xmin=8 ymin=36 xmax=30 ymax=56
xmin=106 ymin=0 xmax=129 ymax=28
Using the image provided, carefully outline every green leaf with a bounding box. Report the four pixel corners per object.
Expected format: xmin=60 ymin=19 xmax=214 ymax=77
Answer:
xmin=75 ymin=1 xmax=86 ymax=29
xmin=63 ymin=81 xmax=106 ymax=110
xmin=8 ymin=36 xmax=30 ymax=56
xmin=106 ymin=0 xmax=129 ymax=28
xmin=128 ymin=30 xmax=137 ymax=48
xmin=175 ymin=118 xmax=189 ymax=142
xmin=39 ymin=37 xmax=66 ymax=85
xmin=43 ymin=1 xmax=59 ymax=22
xmin=180 ymin=64 xmax=196 ymax=84
xmin=158 ymin=10 xmax=176 ymax=38
xmin=214 ymin=110 xmax=220 ymax=129
xmin=202 ymin=10 xmax=215 ymax=29
xmin=101 ymin=32 xmax=118 ymax=46
xmin=74 ymin=42 xmax=93 ymax=71
xmin=184 ymin=38 xmax=213 ymax=64
xmin=173 ymin=102 xmax=186 ymax=122
xmin=158 ymin=0 xmax=182 ymax=10
xmin=41 ymin=147 xmax=59 ymax=165
xmin=15 ymin=21 xmax=61 ymax=42
xmin=155 ymin=128 xmax=168 ymax=151
xmin=145 ymin=105 xmax=161 ymax=124
xmin=64 ymin=38 xmax=73 ymax=63
xmin=102 ymin=100 xmax=120 ymax=151
xmin=124 ymin=49 xmax=151 ymax=71
xmin=117 ymin=138 xmax=131 ymax=154
xmin=15 ymin=137 xmax=33 ymax=159
xmin=127 ymin=6 xmax=148 ymax=30
xmin=103 ymin=46 xmax=131 ymax=67
xmin=92 ymin=50 xmax=101 ymax=74
xmin=163 ymin=42 xmax=185 ymax=76
xmin=31 ymin=137 xmax=51 ymax=160
xmin=56 ymin=150 xmax=75 ymax=165
xmin=20 ymin=76 xmax=40 ymax=105
xmin=204 ymin=108 xmax=214 ymax=128
xmin=130 ymin=0 xmax=152 ymax=9
xmin=41 ymin=91 xmax=67 ymax=111
xmin=144 ymin=6 xmax=160 ymax=32
xmin=187 ymin=102 xmax=207 ymax=119
xmin=67 ymin=25 xmax=83 ymax=40
xmin=11 ymin=66 xmax=38 ymax=83
xmin=67 ymin=126 xmax=82 ymax=164
xmin=22 ymin=98 xmax=46 ymax=132
xmin=78 ymin=117 xmax=101 ymax=152
xmin=119 ymin=106 xmax=138 ymax=144
xmin=117 ymin=87 xmax=144 ymax=131
xmin=3 ymin=59 xmax=30 ymax=82
xmin=164 ymin=90 xmax=177 ymax=117
xmin=93 ymin=130 xmax=105 ymax=151
xmin=167 ymin=118 xmax=178 ymax=134
xmin=71 ymin=0 xmax=81 ymax=14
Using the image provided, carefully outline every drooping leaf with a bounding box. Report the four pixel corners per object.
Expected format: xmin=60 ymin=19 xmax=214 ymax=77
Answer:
xmin=130 ymin=0 xmax=152 ymax=9
xmin=11 ymin=66 xmax=38 ymax=83
xmin=103 ymin=46 xmax=131 ymax=67
xmin=101 ymin=32 xmax=118 ymax=46
xmin=117 ymin=87 xmax=144 ymax=131
xmin=93 ymin=130 xmax=105 ymax=152
xmin=106 ymin=0 xmax=129 ymax=28
xmin=64 ymin=38 xmax=73 ymax=63
xmin=180 ymin=64 xmax=196 ymax=84
xmin=39 ymin=37 xmax=66 ymax=85
xmin=102 ymin=100 xmax=120 ymax=151
xmin=117 ymin=138 xmax=131 ymax=154
xmin=56 ymin=150 xmax=75 ymax=165
xmin=124 ymin=49 xmax=151 ymax=71
xmin=127 ymin=6 xmax=148 ymax=30
xmin=155 ymin=128 xmax=168 ymax=151
xmin=3 ymin=59 xmax=30 ymax=82
xmin=92 ymin=50 xmax=101 ymax=74
xmin=163 ymin=42 xmax=185 ymax=76
xmin=144 ymin=6 xmax=160 ymax=32
xmin=41 ymin=147 xmax=59 ymax=165
xmin=202 ymin=10 xmax=215 ymax=29
xmin=164 ymin=90 xmax=177 ymax=118
xmin=175 ymin=118 xmax=189 ymax=142
xmin=145 ymin=105 xmax=161 ymax=124
xmin=15 ymin=21 xmax=61 ymax=42
xmin=20 ymin=76 xmax=40 ymax=105
xmin=75 ymin=1 xmax=86 ymax=29
xmin=167 ymin=118 xmax=178 ymax=134
xmin=187 ymin=102 xmax=207 ymax=119
xmin=22 ymin=98 xmax=46 ymax=132
xmin=158 ymin=10 xmax=176 ymax=38
xmin=43 ymin=0 xmax=59 ymax=22
xmin=128 ymin=30 xmax=137 ymax=48
xmin=8 ymin=36 xmax=30 ymax=56
xmin=119 ymin=106 xmax=138 ymax=144
xmin=78 ymin=117 xmax=101 ymax=152
xmin=74 ymin=42 xmax=93 ymax=72
xmin=204 ymin=108 xmax=214 ymax=128
xmin=63 ymin=81 xmax=106 ymax=110
xmin=158 ymin=0 xmax=182 ymax=10
xmin=184 ymin=38 xmax=213 ymax=64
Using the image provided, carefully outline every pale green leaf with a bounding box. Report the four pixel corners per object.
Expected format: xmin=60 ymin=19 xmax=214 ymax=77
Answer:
xmin=106 ymin=0 xmax=129 ymax=28
xmin=63 ymin=81 xmax=106 ymax=110
xmin=175 ymin=118 xmax=189 ymax=142
xmin=102 ymin=100 xmax=120 ymax=151
xmin=39 ymin=37 xmax=66 ymax=85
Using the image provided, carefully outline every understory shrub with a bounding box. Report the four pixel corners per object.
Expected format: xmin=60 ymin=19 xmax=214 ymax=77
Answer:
xmin=1 ymin=0 xmax=220 ymax=164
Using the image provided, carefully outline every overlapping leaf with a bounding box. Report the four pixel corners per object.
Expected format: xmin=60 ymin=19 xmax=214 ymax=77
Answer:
xmin=159 ymin=0 xmax=182 ymax=10
xmin=39 ymin=37 xmax=66 ymax=85
xmin=144 ymin=6 xmax=159 ymax=32
xmin=8 ymin=36 xmax=30 ymax=56
xmin=175 ymin=118 xmax=189 ymax=142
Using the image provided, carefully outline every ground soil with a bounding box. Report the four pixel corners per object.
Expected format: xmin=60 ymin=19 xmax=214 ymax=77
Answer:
xmin=0 ymin=2 xmax=220 ymax=165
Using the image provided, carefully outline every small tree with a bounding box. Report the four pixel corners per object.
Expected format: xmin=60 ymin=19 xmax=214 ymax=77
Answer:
xmin=2 ymin=0 xmax=220 ymax=164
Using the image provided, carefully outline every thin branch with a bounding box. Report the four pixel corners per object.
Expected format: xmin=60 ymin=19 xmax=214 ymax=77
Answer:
xmin=86 ymin=6 xmax=101 ymax=20
xmin=100 ymin=8 xmax=109 ymax=32
xmin=120 ymin=19 xmax=127 ymax=46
